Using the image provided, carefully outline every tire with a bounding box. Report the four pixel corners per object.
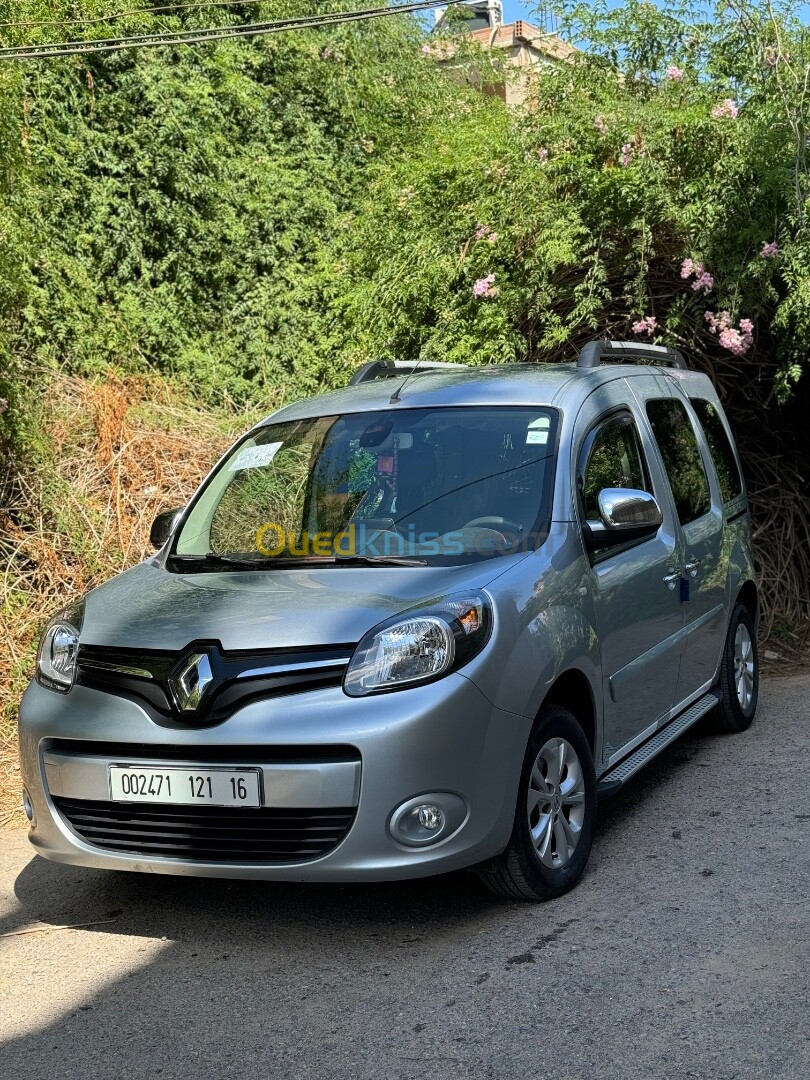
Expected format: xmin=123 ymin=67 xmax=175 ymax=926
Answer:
xmin=716 ymin=602 xmax=759 ymax=733
xmin=477 ymin=705 xmax=596 ymax=901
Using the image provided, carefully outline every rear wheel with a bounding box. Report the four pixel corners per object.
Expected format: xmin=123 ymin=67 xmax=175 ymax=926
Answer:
xmin=477 ymin=706 xmax=596 ymax=901
xmin=717 ymin=602 xmax=758 ymax=733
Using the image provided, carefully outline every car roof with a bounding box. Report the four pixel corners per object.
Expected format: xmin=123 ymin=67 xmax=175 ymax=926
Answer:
xmin=260 ymin=362 xmax=714 ymax=426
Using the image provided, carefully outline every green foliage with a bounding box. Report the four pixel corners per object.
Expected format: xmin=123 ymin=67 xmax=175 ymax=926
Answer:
xmin=0 ymin=0 xmax=808 ymax=450
xmin=340 ymin=0 xmax=810 ymax=398
xmin=0 ymin=0 xmax=467 ymax=431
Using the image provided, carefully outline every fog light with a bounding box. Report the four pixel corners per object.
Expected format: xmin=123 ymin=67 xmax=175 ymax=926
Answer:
xmin=389 ymin=793 xmax=467 ymax=847
xmin=22 ymin=788 xmax=35 ymax=826
xmin=417 ymin=804 xmax=444 ymax=831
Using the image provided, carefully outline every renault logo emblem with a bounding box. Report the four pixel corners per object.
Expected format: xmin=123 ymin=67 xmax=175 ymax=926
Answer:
xmin=170 ymin=652 xmax=214 ymax=712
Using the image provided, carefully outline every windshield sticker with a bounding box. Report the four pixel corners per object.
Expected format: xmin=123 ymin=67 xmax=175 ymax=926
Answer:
xmin=229 ymin=442 xmax=283 ymax=471
xmin=526 ymin=417 xmax=550 ymax=445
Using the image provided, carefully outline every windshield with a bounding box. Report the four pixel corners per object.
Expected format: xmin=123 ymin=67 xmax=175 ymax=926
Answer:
xmin=173 ymin=406 xmax=558 ymax=567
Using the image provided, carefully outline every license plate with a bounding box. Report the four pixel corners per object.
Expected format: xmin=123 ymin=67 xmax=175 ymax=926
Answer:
xmin=109 ymin=766 xmax=261 ymax=808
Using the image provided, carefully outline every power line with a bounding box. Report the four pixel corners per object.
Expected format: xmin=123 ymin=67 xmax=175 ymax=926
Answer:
xmin=0 ymin=1 xmax=461 ymax=61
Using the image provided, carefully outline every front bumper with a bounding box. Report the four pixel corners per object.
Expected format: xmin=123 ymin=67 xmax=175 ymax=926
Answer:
xmin=18 ymin=674 xmax=530 ymax=881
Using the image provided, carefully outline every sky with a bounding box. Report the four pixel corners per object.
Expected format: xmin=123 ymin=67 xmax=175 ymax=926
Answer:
xmin=502 ymin=2 xmax=553 ymax=24
xmin=500 ymin=1 xmax=810 ymax=28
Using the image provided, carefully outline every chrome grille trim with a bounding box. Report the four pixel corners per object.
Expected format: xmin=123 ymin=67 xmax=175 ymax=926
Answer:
xmin=79 ymin=658 xmax=154 ymax=679
xmin=235 ymin=657 xmax=349 ymax=679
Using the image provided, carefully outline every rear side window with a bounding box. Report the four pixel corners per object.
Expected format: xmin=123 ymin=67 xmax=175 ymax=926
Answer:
xmin=581 ymin=413 xmax=650 ymax=521
xmin=690 ymin=399 xmax=743 ymax=503
xmin=646 ymin=399 xmax=711 ymax=525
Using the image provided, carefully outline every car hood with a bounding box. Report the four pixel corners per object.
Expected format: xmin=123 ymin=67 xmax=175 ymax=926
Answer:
xmin=80 ymin=558 xmax=519 ymax=652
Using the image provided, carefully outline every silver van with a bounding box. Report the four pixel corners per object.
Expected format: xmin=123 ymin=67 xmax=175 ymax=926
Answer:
xmin=19 ymin=341 xmax=758 ymax=900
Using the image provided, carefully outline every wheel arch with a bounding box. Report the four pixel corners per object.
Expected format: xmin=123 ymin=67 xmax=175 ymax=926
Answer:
xmin=540 ymin=668 xmax=597 ymax=758
xmin=735 ymin=579 xmax=759 ymax=627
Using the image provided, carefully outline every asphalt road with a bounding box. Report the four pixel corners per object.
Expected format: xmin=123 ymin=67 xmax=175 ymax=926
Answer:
xmin=1 ymin=674 xmax=808 ymax=1080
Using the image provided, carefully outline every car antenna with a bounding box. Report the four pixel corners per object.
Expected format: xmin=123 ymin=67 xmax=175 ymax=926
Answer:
xmin=389 ymin=348 xmax=428 ymax=405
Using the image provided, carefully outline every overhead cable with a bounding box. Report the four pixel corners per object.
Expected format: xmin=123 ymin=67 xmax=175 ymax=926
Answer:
xmin=0 ymin=1 xmax=273 ymax=32
xmin=0 ymin=1 xmax=463 ymax=62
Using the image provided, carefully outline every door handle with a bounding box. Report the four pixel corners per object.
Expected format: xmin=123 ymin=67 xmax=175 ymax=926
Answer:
xmin=684 ymin=559 xmax=701 ymax=578
xmin=663 ymin=569 xmax=680 ymax=590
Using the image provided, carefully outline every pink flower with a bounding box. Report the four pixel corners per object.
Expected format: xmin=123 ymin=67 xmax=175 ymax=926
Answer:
xmin=474 ymin=224 xmax=498 ymax=244
xmin=718 ymin=328 xmax=748 ymax=354
xmin=761 ymin=241 xmax=779 ymax=258
xmin=620 ymin=143 xmax=633 ymax=166
xmin=472 ymin=274 xmax=498 ymax=298
xmin=712 ymin=99 xmax=738 ymax=119
xmin=594 ymin=114 xmax=608 ymax=135
xmin=537 ymin=146 xmax=549 ymax=162
xmin=666 ymin=65 xmax=684 ymax=80
xmin=421 ymin=43 xmax=431 ymax=55
xmin=706 ymin=311 xmax=753 ymax=354
xmin=705 ymin=310 xmax=732 ymax=334
xmin=632 ymin=316 xmax=658 ymax=336
xmin=682 ymin=258 xmax=712 ymax=292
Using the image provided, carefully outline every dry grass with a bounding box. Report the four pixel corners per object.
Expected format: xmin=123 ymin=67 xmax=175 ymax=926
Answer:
xmin=0 ymin=373 xmax=267 ymax=824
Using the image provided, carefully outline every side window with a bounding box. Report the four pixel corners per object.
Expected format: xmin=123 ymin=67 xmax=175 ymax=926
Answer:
xmin=646 ymin=399 xmax=711 ymax=525
xmin=581 ymin=413 xmax=650 ymax=522
xmin=689 ymin=398 xmax=743 ymax=504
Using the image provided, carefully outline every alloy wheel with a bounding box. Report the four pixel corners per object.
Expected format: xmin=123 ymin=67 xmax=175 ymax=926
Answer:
xmin=734 ymin=622 xmax=755 ymax=711
xmin=526 ymin=737 xmax=586 ymax=869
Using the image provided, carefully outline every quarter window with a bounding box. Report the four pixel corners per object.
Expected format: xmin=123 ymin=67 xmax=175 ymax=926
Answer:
xmin=581 ymin=414 xmax=650 ymax=522
xmin=646 ymin=399 xmax=711 ymax=525
xmin=690 ymin=398 xmax=743 ymax=504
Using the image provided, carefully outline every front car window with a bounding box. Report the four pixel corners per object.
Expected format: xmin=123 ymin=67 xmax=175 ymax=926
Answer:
xmin=174 ymin=406 xmax=559 ymax=566
xmin=646 ymin=398 xmax=711 ymax=525
xmin=581 ymin=413 xmax=650 ymax=522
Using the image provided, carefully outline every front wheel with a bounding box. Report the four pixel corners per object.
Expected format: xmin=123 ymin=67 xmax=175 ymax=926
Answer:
xmin=477 ymin=706 xmax=596 ymax=901
xmin=717 ymin=602 xmax=759 ymax=733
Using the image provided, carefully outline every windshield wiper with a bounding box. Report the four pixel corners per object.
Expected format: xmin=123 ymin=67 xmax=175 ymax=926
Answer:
xmin=168 ymin=553 xmax=426 ymax=570
xmin=332 ymin=554 xmax=427 ymax=567
xmin=168 ymin=553 xmax=293 ymax=569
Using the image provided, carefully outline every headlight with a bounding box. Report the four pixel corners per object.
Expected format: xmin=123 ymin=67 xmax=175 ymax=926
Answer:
xmin=344 ymin=592 xmax=492 ymax=697
xmin=36 ymin=600 xmax=84 ymax=693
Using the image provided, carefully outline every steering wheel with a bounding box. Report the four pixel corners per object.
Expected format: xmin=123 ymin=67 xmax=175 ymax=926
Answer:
xmin=463 ymin=516 xmax=524 ymax=537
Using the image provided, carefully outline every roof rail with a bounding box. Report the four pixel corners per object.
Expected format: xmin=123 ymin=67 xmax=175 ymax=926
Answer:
xmin=348 ymin=360 xmax=467 ymax=386
xmin=577 ymin=340 xmax=687 ymax=371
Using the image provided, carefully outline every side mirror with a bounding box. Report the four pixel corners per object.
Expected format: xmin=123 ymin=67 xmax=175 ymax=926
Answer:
xmin=149 ymin=508 xmax=183 ymax=550
xmin=583 ymin=488 xmax=662 ymax=552
xmin=598 ymin=488 xmax=663 ymax=530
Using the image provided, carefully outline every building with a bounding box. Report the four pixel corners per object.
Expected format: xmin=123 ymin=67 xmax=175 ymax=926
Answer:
xmin=429 ymin=2 xmax=576 ymax=106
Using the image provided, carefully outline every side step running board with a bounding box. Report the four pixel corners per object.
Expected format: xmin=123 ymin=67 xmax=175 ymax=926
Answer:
xmin=596 ymin=689 xmax=721 ymax=799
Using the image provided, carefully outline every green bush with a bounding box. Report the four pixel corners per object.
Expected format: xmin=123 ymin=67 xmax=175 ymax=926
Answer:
xmin=0 ymin=0 xmax=470 ymax=419
xmin=340 ymin=0 xmax=809 ymax=400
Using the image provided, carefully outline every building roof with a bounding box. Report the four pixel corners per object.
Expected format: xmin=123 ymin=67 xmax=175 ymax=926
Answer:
xmin=466 ymin=20 xmax=577 ymax=61
xmin=426 ymin=19 xmax=577 ymax=64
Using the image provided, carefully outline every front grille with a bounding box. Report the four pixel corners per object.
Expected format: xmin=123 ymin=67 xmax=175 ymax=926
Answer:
xmin=53 ymin=796 xmax=356 ymax=863
xmin=76 ymin=641 xmax=354 ymax=727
